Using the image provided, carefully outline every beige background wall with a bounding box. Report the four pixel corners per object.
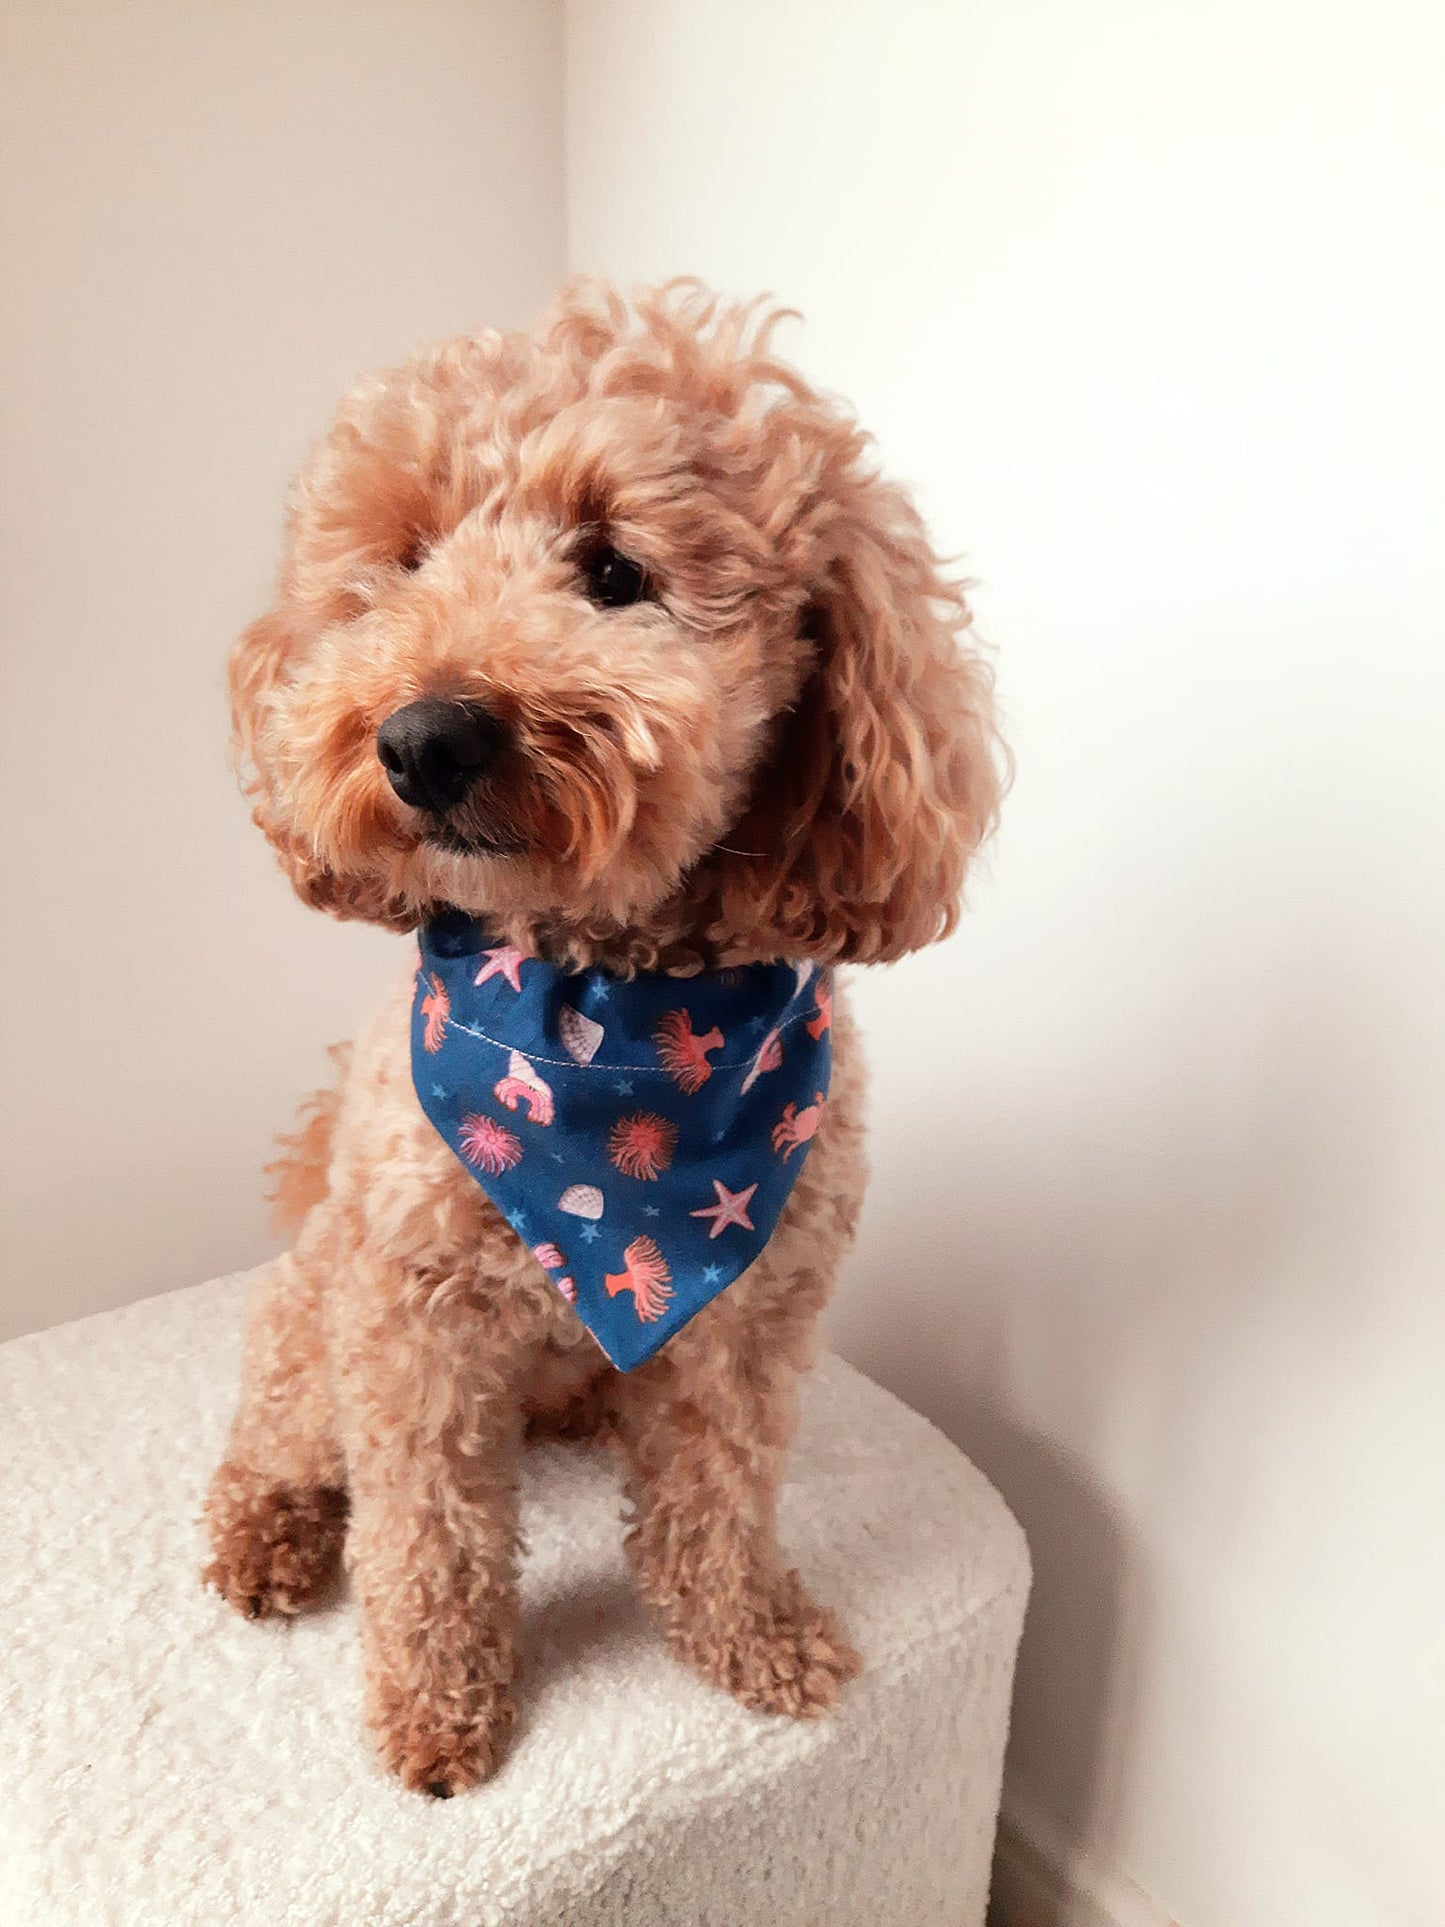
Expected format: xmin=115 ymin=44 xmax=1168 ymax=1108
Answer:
xmin=0 ymin=0 xmax=565 ymax=1340
xmin=564 ymin=5 xmax=1445 ymax=1927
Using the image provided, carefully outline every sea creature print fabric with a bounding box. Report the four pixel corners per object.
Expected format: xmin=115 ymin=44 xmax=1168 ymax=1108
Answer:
xmin=412 ymin=911 xmax=834 ymax=1370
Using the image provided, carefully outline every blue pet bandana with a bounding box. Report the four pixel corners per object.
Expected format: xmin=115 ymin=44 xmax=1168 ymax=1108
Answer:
xmin=412 ymin=911 xmax=834 ymax=1370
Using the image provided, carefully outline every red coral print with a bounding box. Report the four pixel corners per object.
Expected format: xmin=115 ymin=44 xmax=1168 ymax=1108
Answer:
xmin=805 ymin=975 xmax=833 ymax=1040
xmin=607 ymin=1111 xmax=678 ymax=1181
xmin=457 ymin=1113 xmax=522 ymax=1174
xmin=654 ymin=1008 xmax=725 ymax=1094
xmin=603 ymin=1235 xmax=674 ymax=1322
xmin=420 ymin=973 xmax=449 ymax=1053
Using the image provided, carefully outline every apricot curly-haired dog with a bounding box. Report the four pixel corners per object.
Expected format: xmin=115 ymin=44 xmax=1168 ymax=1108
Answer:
xmin=203 ymin=281 xmax=1004 ymax=1796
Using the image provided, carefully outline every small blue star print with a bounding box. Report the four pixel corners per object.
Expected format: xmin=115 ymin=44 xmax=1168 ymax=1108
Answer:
xmin=579 ymin=1222 xmax=602 ymax=1243
xmin=702 ymin=1264 xmax=723 ymax=1286
xmin=431 ymin=1083 xmax=448 ymax=1099
xmin=642 ymin=1204 xmax=661 ymax=1218
xmin=551 ymin=1150 xmax=566 ymax=1163
xmin=743 ymin=1015 xmax=768 ymax=1036
xmin=614 ymin=1078 xmax=634 ymax=1096
xmin=591 ymin=981 xmax=611 ymax=1004
xmin=511 ymin=1212 xmax=528 ymax=1233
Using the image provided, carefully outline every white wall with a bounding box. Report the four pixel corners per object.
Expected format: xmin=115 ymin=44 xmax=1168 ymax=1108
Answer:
xmin=567 ymin=5 xmax=1445 ymax=1925
xmin=6 ymin=6 xmax=1442 ymax=1919
xmin=0 ymin=1 xmax=565 ymax=1340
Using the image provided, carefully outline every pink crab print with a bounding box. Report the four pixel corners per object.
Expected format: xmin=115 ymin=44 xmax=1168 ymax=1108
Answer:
xmin=607 ymin=1111 xmax=678 ymax=1181
xmin=419 ymin=973 xmax=450 ymax=1054
xmin=771 ymin=1091 xmax=827 ymax=1160
xmin=458 ymin=1113 xmax=523 ymax=1174
xmin=654 ymin=1008 xmax=725 ymax=1094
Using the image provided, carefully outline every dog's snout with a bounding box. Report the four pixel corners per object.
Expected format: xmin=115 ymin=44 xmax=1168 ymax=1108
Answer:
xmin=376 ymin=699 xmax=502 ymax=813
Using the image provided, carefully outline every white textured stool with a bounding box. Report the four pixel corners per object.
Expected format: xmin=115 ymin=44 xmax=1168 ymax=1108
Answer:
xmin=0 ymin=1272 xmax=1029 ymax=1927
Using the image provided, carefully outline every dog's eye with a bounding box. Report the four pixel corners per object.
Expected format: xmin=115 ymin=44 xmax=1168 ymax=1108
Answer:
xmin=397 ymin=536 xmax=429 ymax=574
xmin=581 ymin=541 xmax=648 ymax=609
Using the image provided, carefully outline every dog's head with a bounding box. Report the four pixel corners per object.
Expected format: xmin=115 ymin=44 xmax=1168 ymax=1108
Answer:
xmin=232 ymin=281 xmax=1005 ymax=965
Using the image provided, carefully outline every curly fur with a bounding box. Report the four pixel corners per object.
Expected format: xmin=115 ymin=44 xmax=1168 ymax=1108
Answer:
xmin=204 ymin=280 xmax=1006 ymax=1794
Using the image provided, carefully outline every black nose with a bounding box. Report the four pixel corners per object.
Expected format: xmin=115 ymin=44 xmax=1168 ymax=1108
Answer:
xmin=376 ymin=699 xmax=502 ymax=813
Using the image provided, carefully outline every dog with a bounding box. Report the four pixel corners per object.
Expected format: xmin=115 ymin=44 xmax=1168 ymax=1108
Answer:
xmin=203 ymin=280 xmax=1004 ymax=1796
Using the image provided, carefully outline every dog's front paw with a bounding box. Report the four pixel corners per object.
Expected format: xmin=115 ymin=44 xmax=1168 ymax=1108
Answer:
xmin=367 ymin=1672 xmax=517 ymax=1796
xmin=668 ymin=1568 xmax=862 ymax=1718
xmin=203 ymin=1463 xmax=348 ymax=1618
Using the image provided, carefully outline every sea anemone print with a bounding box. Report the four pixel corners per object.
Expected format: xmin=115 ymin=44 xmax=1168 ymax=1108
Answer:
xmin=608 ymin=1111 xmax=678 ymax=1181
xmin=458 ymin=1114 xmax=523 ymax=1174
xmin=603 ymin=1236 xmax=673 ymax=1322
xmin=654 ymin=1008 xmax=724 ymax=1094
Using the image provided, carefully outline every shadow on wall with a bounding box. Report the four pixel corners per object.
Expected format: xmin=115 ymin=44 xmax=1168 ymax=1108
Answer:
xmin=828 ymin=849 xmax=1415 ymax=1874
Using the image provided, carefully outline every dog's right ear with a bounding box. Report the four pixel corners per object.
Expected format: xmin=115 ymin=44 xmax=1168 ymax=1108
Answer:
xmin=229 ymin=603 xmax=304 ymax=874
xmin=229 ymin=606 xmax=414 ymax=929
xmin=229 ymin=605 xmax=295 ymax=812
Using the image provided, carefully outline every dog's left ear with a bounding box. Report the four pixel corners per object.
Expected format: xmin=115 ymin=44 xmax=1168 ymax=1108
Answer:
xmin=723 ymin=473 xmax=1007 ymax=963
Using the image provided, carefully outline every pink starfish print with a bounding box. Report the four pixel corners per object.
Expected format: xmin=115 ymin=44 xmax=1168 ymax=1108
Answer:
xmin=474 ymin=945 xmax=527 ymax=992
xmin=690 ymin=1179 xmax=758 ymax=1240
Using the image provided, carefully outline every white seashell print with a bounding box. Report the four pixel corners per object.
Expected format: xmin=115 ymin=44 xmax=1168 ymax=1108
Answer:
xmin=558 ymin=1182 xmax=604 ymax=1220
xmin=558 ymin=1004 xmax=604 ymax=1065
xmin=505 ymin=1050 xmax=543 ymax=1092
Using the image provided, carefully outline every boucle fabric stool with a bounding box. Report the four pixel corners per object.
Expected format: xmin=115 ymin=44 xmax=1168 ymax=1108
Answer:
xmin=0 ymin=1271 xmax=1030 ymax=1927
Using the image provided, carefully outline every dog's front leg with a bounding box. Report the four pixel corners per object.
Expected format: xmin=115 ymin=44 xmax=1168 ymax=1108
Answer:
xmin=616 ymin=1325 xmax=861 ymax=1718
xmin=204 ymin=1244 xmax=349 ymax=1619
xmin=331 ymin=1258 xmax=527 ymax=1796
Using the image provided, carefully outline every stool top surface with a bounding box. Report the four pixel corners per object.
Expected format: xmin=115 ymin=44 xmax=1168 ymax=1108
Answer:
xmin=0 ymin=1271 xmax=1028 ymax=1926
